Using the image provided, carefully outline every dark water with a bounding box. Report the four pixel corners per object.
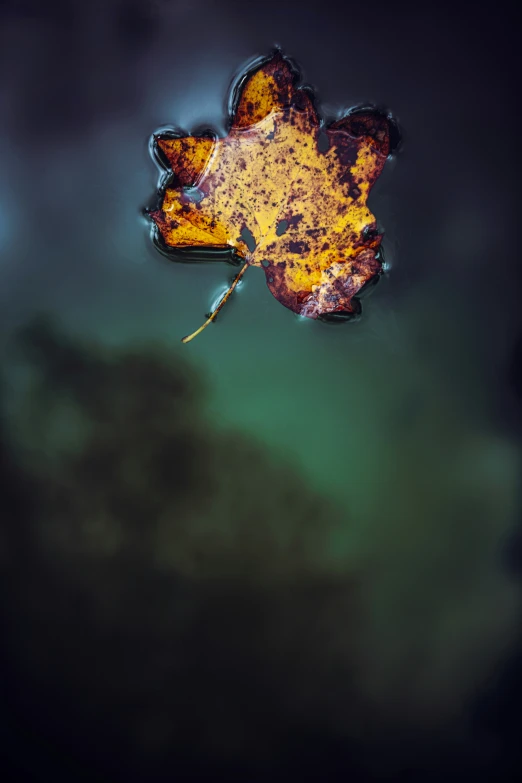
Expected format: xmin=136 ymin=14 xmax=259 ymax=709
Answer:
xmin=1 ymin=2 xmax=521 ymax=781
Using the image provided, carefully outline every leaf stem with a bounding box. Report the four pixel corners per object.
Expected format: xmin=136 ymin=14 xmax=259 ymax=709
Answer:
xmin=181 ymin=263 xmax=249 ymax=344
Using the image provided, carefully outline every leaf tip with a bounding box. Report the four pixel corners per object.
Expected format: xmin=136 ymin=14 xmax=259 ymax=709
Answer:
xmin=148 ymin=209 xmax=162 ymax=226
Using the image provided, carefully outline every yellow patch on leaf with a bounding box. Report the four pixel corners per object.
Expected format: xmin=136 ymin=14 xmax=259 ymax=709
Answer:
xmin=149 ymin=52 xmax=397 ymax=342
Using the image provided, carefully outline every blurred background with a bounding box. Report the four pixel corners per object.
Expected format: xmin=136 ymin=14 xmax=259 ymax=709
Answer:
xmin=1 ymin=1 xmax=521 ymax=780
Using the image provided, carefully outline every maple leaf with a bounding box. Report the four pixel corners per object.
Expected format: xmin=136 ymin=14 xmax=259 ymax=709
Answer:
xmin=149 ymin=51 xmax=398 ymax=342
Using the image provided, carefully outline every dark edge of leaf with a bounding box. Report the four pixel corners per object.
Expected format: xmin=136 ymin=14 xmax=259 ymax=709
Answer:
xmin=335 ymin=104 xmax=403 ymax=157
xmin=317 ymin=264 xmax=384 ymax=325
xmin=151 ymin=229 xmax=243 ymax=266
xmin=317 ymin=302 xmax=362 ymax=324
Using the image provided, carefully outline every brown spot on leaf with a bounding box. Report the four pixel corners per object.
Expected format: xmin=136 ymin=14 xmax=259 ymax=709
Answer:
xmin=288 ymin=240 xmax=309 ymax=254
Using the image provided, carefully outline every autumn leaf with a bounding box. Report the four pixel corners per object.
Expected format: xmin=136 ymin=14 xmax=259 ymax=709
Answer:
xmin=149 ymin=51 xmax=398 ymax=342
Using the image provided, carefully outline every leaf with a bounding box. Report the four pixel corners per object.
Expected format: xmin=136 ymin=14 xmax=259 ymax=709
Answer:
xmin=150 ymin=51 xmax=397 ymax=342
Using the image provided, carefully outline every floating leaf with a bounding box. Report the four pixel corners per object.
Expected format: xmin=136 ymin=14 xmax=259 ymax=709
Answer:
xmin=149 ymin=51 xmax=398 ymax=342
